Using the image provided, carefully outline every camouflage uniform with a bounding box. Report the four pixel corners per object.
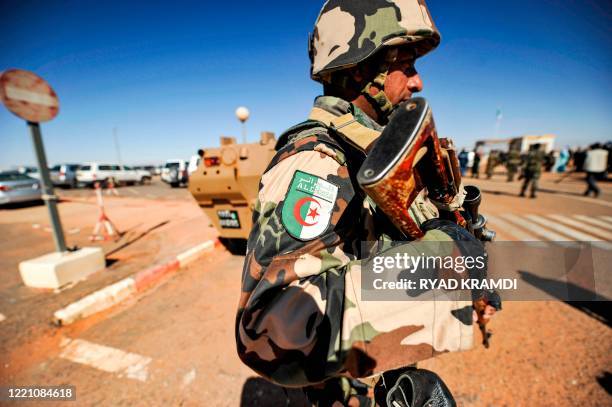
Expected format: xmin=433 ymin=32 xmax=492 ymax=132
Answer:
xmin=506 ymin=149 xmax=521 ymax=182
xmin=236 ymin=1 xmax=477 ymax=404
xmin=520 ymin=147 xmax=545 ymax=198
xmin=485 ymin=151 xmax=498 ymax=179
xmin=236 ymin=95 xmax=474 ymax=387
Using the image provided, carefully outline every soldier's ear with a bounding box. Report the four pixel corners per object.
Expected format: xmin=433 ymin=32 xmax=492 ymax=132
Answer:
xmin=349 ymin=66 xmax=364 ymax=83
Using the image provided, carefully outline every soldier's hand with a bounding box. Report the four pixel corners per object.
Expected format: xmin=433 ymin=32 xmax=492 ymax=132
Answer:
xmin=473 ymin=289 xmax=502 ymax=321
xmin=473 ymin=304 xmax=497 ymax=323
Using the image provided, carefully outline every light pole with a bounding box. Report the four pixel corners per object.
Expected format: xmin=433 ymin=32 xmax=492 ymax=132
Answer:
xmin=235 ymin=106 xmax=250 ymax=144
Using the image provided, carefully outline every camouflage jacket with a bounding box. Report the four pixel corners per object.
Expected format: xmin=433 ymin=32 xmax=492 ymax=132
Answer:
xmin=236 ymin=96 xmax=474 ymax=387
xmin=523 ymin=149 xmax=545 ymax=177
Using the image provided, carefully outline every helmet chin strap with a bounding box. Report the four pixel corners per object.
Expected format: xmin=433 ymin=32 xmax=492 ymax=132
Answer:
xmin=360 ymin=72 xmax=394 ymax=124
xmin=359 ymin=48 xmax=399 ymax=124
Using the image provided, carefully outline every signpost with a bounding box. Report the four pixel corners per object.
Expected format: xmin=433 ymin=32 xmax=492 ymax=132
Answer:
xmin=0 ymin=69 xmax=67 ymax=252
xmin=1 ymin=69 xmax=104 ymax=289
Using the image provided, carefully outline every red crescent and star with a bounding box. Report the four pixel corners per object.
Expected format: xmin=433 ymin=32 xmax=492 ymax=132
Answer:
xmin=293 ymin=197 xmax=321 ymax=226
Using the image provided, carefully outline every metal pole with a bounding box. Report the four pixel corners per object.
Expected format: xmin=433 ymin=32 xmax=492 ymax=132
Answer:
xmin=241 ymin=122 xmax=246 ymax=144
xmin=28 ymin=121 xmax=67 ymax=252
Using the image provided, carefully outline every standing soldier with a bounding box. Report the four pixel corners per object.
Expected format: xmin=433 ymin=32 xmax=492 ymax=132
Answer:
xmin=519 ymin=143 xmax=545 ymax=198
xmin=506 ymin=148 xmax=521 ymax=182
xmin=485 ymin=150 xmax=499 ymax=179
xmin=236 ymin=1 xmax=499 ymax=406
xmin=472 ymin=149 xmax=481 ymax=178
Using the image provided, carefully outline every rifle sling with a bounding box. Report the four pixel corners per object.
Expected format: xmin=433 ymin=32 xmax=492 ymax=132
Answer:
xmin=308 ymin=107 xmax=380 ymax=153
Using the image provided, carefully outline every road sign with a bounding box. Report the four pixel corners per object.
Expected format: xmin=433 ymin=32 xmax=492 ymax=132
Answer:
xmin=0 ymin=68 xmax=59 ymax=123
xmin=0 ymin=69 xmax=66 ymax=252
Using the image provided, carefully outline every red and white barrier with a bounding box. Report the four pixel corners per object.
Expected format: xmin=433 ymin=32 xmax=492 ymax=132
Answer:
xmin=53 ymin=240 xmax=216 ymax=325
xmin=90 ymin=182 xmax=120 ymax=241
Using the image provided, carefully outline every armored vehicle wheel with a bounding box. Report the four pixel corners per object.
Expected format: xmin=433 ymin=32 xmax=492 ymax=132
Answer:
xmin=219 ymin=237 xmax=247 ymax=255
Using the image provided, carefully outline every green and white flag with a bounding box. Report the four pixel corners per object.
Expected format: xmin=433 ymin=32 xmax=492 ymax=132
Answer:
xmin=282 ymin=170 xmax=338 ymax=240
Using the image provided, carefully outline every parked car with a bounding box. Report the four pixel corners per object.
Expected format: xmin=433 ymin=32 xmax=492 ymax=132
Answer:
xmin=134 ymin=165 xmax=158 ymax=176
xmin=17 ymin=166 xmax=41 ymax=180
xmin=76 ymin=163 xmax=151 ymax=187
xmin=187 ymin=155 xmax=201 ymax=175
xmin=50 ymin=163 xmax=81 ymax=188
xmin=161 ymin=159 xmax=188 ymax=187
xmin=0 ymin=171 xmax=42 ymax=205
xmin=119 ymin=165 xmax=153 ymax=184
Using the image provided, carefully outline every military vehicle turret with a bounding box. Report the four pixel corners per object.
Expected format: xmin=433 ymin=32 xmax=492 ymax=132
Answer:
xmin=188 ymin=132 xmax=276 ymax=254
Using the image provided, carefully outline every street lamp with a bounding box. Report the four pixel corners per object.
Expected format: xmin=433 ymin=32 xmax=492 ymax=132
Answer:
xmin=235 ymin=106 xmax=250 ymax=144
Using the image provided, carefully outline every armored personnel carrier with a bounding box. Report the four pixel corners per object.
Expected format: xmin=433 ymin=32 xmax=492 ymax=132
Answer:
xmin=188 ymin=132 xmax=276 ymax=254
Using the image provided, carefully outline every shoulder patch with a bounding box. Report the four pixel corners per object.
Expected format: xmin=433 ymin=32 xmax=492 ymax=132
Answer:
xmin=281 ymin=170 xmax=339 ymax=241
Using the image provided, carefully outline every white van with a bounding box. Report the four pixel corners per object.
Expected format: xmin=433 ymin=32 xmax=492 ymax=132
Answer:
xmin=77 ymin=163 xmax=150 ymax=187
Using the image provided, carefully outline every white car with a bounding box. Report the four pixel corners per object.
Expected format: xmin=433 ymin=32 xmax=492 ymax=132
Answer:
xmin=161 ymin=159 xmax=188 ymax=187
xmin=76 ymin=163 xmax=151 ymax=187
xmin=124 ymin=166 xmax=152 ymax=184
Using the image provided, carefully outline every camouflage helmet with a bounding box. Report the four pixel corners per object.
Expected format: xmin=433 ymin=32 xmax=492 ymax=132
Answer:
xmin=310 ymin=0 xmax=440 ymax=83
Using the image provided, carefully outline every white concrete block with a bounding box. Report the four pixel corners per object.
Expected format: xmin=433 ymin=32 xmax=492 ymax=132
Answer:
xmin=19 ymin=247 xmax=105 ymax=289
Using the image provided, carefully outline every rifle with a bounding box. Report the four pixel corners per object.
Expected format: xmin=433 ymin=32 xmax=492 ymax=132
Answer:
xmin=356 ymin=97 xmax=496 ymax=346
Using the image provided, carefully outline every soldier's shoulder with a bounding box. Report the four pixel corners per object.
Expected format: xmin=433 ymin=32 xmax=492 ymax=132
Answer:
xmin=266 ymin=120 xmax=347 ymax=172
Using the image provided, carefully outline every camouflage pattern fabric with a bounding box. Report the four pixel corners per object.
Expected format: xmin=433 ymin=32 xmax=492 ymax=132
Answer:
xmin=235 ymin=97 xmax=474 ymax=388
xmin=523 ymin=149 xmax=545 ymax=178
xmin=486 ymin=151 xmax=499 ymax=179
xmin=310 ymin=0 xmax=440 ymax=81
xmin=506 ymin=149 xmax=521 ymax=181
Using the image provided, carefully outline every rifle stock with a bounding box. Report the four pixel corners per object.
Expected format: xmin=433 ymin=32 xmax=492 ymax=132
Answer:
xmin=356 ymin=98 xmax=496 ymax=346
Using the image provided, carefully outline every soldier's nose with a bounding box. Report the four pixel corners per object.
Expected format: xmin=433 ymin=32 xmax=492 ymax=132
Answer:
xmin=407 ymin=73 xmax=423 ymax=94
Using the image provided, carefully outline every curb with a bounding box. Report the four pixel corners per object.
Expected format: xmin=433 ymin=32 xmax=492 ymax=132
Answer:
xmin=53 ymin=240 xmax=217 ymax=326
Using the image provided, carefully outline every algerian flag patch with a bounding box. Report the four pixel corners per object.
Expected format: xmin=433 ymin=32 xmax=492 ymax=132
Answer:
xmin=282 ymin=170 xmax=338 ymax=240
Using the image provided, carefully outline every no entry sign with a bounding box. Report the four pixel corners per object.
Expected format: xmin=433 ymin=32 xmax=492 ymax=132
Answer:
xmin=0 ymin=69 xmax=59 ymax=123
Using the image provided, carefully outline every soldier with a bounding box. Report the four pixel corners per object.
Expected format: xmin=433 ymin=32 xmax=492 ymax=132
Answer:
xmin=519 ymin=143 xmax=545 ymax=198
xmin=471 ymin=149 xmax=481 ymax=178
xmin=506 ymin=148 xmax=521 ymax=182
xmin=485 ymin=150 xmax=499 ymax=179
xmin=235 ymin=1 xmax=499 ymax=406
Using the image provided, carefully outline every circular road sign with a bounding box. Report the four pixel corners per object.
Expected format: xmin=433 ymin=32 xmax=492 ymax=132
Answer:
xmin=0 ymin=69 xmax=59 ymax=123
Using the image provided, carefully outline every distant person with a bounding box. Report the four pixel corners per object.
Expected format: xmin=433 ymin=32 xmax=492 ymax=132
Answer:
xmin=554 ymin=147 xmax=570 ymax=173
xmin=583 ymin=143 xmax=608 ymax=198
xmin=519 ymin=143 xmax=545 ymax=198
xmin=573 ymin=148 xmax=586 ymax=172
xmin=472 ymin=149 xmax=481 ymax=178
xmin=605 ymin=141 xmax=612 ymax=174
xmin=506 ymin=148 xmax=521 ymax=182
xmin=458 ymin=148 xmax=469 ymax=176
xmin=544 ymin=150 xmax=556 ymax=172
xmin=485 ymin=150 xmax=499 ymax=179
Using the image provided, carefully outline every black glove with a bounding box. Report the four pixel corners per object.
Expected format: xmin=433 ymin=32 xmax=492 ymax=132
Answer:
xmin=374 ymin=367 xmax=456 ymax=407
xmin=421 ymin=219 xmax=502 ymax=312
